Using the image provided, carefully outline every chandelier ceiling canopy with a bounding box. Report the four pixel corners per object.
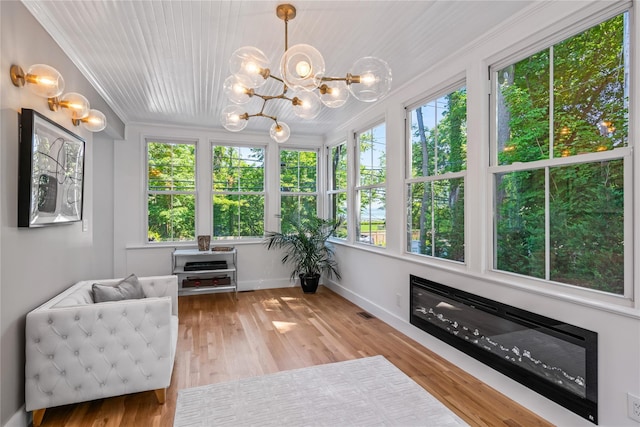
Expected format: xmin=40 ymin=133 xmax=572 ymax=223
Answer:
xmin=221 ymin=3 xmax=392 ymax=143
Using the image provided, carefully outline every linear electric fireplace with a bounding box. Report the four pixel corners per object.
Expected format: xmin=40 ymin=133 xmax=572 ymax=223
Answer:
xmin=410 ymin=275 xmax=598 ymax=424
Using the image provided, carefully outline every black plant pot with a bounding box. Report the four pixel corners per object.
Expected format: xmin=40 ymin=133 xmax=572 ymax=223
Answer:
xmin=299 ymin=273 xmax=320 ymax=294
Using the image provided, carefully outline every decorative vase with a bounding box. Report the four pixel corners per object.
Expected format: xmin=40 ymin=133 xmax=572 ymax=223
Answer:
xmin=197 ymin=235 xmax=211 ymax=251
xmin=299 ymin=273 xmax=320 ymax=294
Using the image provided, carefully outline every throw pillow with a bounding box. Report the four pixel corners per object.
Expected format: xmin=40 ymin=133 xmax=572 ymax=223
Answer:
xmin=92 ymin=274 xmax=145 ymax=303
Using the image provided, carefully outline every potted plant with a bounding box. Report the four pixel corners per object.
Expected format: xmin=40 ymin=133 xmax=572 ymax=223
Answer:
xmin=264 ymin=215 xmax=342 ymax=293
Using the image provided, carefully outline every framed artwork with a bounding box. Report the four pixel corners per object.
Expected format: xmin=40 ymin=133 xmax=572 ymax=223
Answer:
xmin=18 ymin=109 xmax=85 ymax=227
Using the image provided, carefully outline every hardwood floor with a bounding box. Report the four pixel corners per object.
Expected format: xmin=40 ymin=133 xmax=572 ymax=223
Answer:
xmin=38 ymin=287 xmax=553 ymax=426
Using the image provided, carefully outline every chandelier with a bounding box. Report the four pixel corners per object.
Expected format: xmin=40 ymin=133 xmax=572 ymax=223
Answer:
xmin=220 ymin=3 xmax=392 ymax=143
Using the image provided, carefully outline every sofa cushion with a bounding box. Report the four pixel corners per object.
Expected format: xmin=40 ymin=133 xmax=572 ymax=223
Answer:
xmin=92 ymin=274 xmax=145 ymax=303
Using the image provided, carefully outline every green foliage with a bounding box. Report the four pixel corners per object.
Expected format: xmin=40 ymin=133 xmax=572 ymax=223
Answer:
xmin=280 ymin=149 xmax=317 ymax=193
xmin=358 ymin=125 xmax=387 ymax=238
xmin=495 ymin=13 xmax=627 ymax=293
xmin=213 ymin=146 xmax=265 ymax=238
xmin=280 ymin=149 xmax=319 ymax=230
xmin=213 ymin=194 xmax=264 ymax=238
xmin=264 ymin=215 xmax=343 ymax=281
xmin=147 ymin=142 xmax=196 ymax=241
xmin=409 ymin=87 xmax=467 ymax=260
xmin=330 ymin=144 xmax=348 ymax=190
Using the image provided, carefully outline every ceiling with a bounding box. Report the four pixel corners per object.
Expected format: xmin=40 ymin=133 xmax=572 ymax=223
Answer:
xmin=23 ymin=0 xmax=533 ymax=138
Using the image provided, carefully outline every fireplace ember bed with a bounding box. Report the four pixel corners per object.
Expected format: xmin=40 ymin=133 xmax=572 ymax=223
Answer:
xmin=410 ymin=274 xmax=598 ymax=424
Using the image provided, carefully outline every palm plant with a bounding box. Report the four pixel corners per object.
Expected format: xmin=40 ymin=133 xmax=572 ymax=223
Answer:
xmin=264 ymin=215 xmax=342 ymax=292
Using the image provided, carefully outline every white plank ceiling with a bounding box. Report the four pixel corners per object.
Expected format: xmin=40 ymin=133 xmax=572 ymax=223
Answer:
xmin=22 ymin=0 xmax=533 ymax=137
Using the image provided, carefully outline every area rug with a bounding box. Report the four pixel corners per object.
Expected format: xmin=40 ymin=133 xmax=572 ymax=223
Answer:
xmin=174 ymin=355 xmax=468 ymax=426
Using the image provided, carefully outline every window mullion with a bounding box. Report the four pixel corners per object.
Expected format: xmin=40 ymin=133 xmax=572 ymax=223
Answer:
xmin=545 ymin=167 xmax=550 ymax=281
xmin=549 ymin=45 xmax=555 ymax=159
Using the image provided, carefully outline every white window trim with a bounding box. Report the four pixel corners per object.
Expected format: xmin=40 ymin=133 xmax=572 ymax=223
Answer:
xmin=326 ymin=141 xmax=348 ymax=240
xmin=355 ymin=122 xmax=387 ymax=247
xmin=145 ymin=138 xmax=198 ymax=244
xmin=278 ymin=147 xmax=320 ymax=230
xmin=211 ymin=142 xmax=266 ymax=240
xmin=404 ymin=84 xmax=468 ymax=262
xmin=487 ymin=8 xmax=634 ymax=302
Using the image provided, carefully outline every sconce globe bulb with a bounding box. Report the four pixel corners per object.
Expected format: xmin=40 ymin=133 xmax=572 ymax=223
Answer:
xmin=59 ymin=92 xmax=90 ymax=120
xmin=82 ymin=109 xmax=107 ymax=132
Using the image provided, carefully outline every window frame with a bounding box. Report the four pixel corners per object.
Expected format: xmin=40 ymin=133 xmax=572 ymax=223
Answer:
xmin=355 ymin=121 xmax=387 ymax=247
xmin=327 ymin=140 xmax=348 ymax=240
xmin=488 ymin=8 xmax=634 ymax=301
xmin=145 ymin=138 xmax=197 ymax=243
xmin=211 ymin=142 xmax=266 ymax=240
xmin=278 ymin=146 xmax=320 ymax=227
xmin=404 ymin=82 xmax=468 ymax=262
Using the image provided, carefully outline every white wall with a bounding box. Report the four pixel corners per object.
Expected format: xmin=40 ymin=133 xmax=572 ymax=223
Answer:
xmin=0 ymin=1 xmax=123 ymax=424
xmin=322 ymin=1 xmax=640 ymax=426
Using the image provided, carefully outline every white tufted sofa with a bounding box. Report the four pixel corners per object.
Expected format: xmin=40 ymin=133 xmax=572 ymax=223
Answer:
xmin=25 ymin=275 xmax=179 ymax=426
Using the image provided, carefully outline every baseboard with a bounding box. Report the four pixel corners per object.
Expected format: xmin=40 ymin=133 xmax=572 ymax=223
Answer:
xmin=237 ymin=278 xmax=295 ymax=292
xmin=4 ymin=405 xmax=28 ymax=427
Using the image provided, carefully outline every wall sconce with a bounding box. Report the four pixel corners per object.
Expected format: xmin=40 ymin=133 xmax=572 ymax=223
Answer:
xmin=48 ymin=92 xmax=90 ymax=120
xmin=10 ymin=64 xmax=64 ymax=98
xmin=72 ymin=109 xmax=107 ymax=132
xmin=10 ymin=63 xmax=107 ymax=132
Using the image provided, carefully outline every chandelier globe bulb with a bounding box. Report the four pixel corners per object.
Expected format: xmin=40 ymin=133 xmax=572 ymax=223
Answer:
xmin=348 ymin=56 xmax=392 ymax=102
xmin=229 ymin=46 xmax=270 ymax=89
xmin=292 ymin=90 xmax=322 ymax=119
xmin=223 ymin=75 xmax=253 ymax=104
xmin=280 ymin=44 xmax=325 ymax=91
xmin=319 ymin=81 xmax=349 ymax=108
xmin=220 ymin=105 xmax=249 ymax=132
xmin=270 ymin=121 xmax=290 ymax=143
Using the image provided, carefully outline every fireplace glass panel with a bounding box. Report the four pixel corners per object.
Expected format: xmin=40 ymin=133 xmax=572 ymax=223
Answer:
xmin=410 ymin=275 xmax=597 ymax=424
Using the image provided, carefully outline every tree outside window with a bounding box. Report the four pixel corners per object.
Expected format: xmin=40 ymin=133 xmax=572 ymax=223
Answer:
xmin=212 ymin=145 xmax=265 ymax=239
xmin=493 ymin=12 xmax=629 ymax=295
xmin=147 ymin=140 xmax=196 ymax=242
xmin=328 ymin=142 xmax=348 ymax=239
xmin=407 ymin=87 xmax=467 ymax=261
xmin=280 ymin=149 xmax=318 ymax=233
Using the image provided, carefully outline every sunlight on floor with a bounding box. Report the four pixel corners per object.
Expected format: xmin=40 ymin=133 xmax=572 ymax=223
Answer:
xmin=261 ymin=298 xmax=281 ymax=311
xmin=272 ymin=321 xmax=297 ymax=333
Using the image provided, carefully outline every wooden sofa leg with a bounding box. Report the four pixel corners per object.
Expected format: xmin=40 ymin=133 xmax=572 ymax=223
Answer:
xmin=154 ymin=388 xmax=166 ymax=404
xmin=33 ymin=408 xmax=46 ymax=427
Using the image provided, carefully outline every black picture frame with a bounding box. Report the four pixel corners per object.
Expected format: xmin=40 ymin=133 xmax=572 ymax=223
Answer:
xmin=18 ymin=109 xmax=85 ymax=227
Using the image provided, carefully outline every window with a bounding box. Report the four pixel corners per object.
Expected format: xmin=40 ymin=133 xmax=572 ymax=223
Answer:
xmin=492 ymin=12 xmax=630 ymax=295
xmin=212 ymin=145 xmax=265 ymax=239
xmin=356 ymin=123 xmax=386 ymax=247
xmin=280 ymin=149 xmax=317 ymax=232
xmin=328 ymin=142 xmax=348 ymax=239
xmin=407 ymin=86 xmax=467 ymax=261
xmin=147 ymin=140 xmax=196 ymax=242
